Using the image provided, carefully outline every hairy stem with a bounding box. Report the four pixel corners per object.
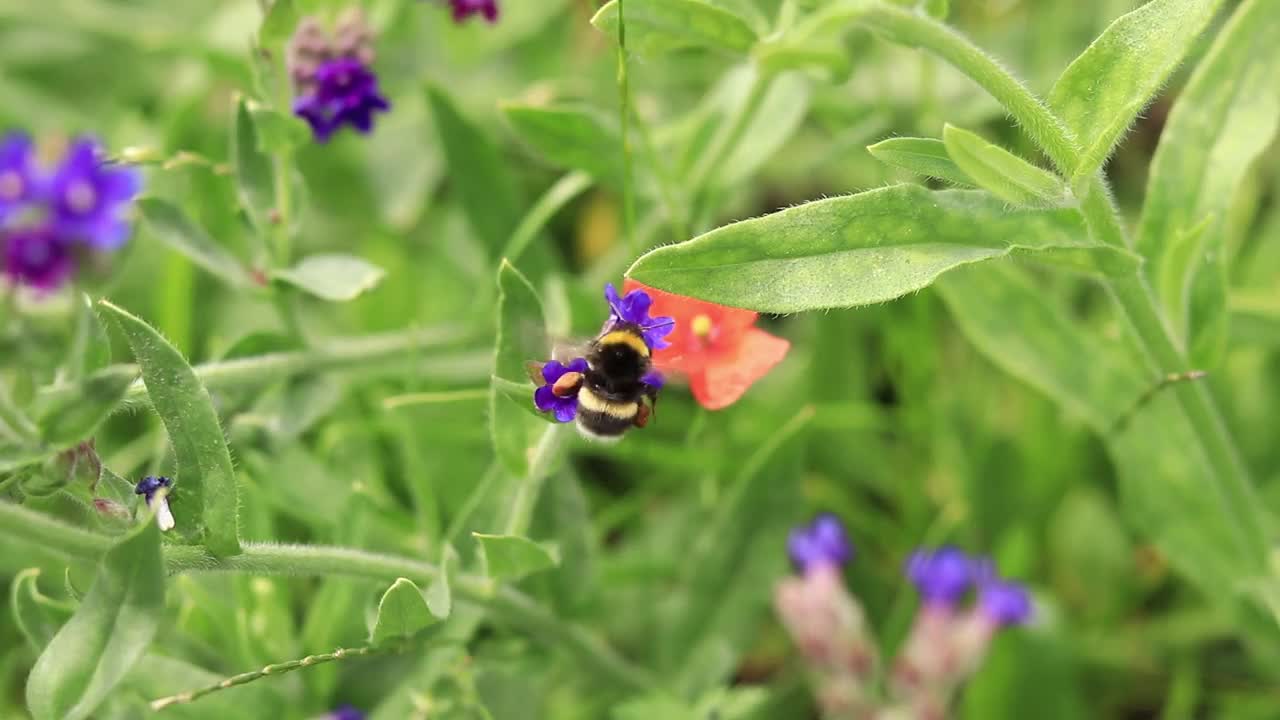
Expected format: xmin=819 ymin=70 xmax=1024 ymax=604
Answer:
xmin=0 ymin=502 xmax=654 ymax=693
xmin=616 ymin=0 xmax=637 ymax=255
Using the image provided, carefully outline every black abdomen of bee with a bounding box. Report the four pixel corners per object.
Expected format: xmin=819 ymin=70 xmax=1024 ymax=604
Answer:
xmin=576 ymin=384 xmax=640 ymax=440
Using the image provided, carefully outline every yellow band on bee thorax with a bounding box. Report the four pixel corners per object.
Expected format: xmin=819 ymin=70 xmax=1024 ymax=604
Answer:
xmin=597 ymin=330 xmax=650 ymax=358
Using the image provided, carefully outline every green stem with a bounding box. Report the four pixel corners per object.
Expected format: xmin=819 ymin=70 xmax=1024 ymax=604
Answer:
xmin=35 ymin=325 xmax=482 ymax=407
xmin=0 ymin=502 xmax=654 ymax=693
xmin=501 ymin=171 xmax=593 ymax=263
xmin=616 ymin=0 xmax=638 ymax=255
xmin=151 ymin=643 xmax=396 ymax=710
xmin=859 ymin=3 xmax=1079 ymax=174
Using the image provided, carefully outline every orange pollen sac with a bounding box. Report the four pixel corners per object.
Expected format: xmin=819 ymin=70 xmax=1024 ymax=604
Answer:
xmin=551 ymin=372 xmax=583 ymax=398
xmin=691 ymin=314 xmax=714 ymax=339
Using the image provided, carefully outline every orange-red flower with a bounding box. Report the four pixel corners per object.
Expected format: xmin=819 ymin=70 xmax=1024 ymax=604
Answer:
xmin=623 ymin=279 xmax=789 ymax=410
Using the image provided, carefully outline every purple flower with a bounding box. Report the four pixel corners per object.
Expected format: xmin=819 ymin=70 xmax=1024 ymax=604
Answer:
xmin=293 ymin=57 xmax=390 ymax=143
xmin=640 ymin=370 xmax=664 ymax=391
xmin=329 ymin=707 xmax=365 ymax=720
xmin=787 ymin=513 xmax=853 ymax=574
xmin=48 ymin=138 xmax=141 ymax=250
xmin=446 ymin=0 xmax=499 ymax=23
xmin=604 ymin=283 xmax=675 ymax=350
xmin=3 ymin=224 xmax=73 ymax=292
xmin=135 ymin=476 xmax=175 ymax=531
xmin=906 ymin=547 xmax=973 ymax=608
xmin=0 ymin=132 xmax=40 ymax=221
xmin=534 ymin=357 xmax=589 ymax=423
xmin=975 ymin=560 xmax=1032 ymax=626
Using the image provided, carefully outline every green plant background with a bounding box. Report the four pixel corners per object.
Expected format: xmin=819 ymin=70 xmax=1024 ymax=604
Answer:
xmin=2 ymin=0 xmax=1279 ymax=718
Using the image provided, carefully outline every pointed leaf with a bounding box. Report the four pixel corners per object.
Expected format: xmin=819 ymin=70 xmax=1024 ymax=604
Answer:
xmin=626 ymin=185 xmax=1099 ymax=313
xmin=232 ymin=97 xmax=276 ymax=229
xmin=490 ymin=261 xmax=552 ymax=474
xmin=867 ymin=137 xmax=974 ymax=187
xmin=503 ymin=104 xmax=623 ymax=185
xmin=370 ymin=578 xmax=437 ymax=645
xmin=25 ymin=512 xmax=164 ymax=720
xmin=591 ymin=0 xmax=758 ymax=56
xmin=272 ymin=254 xmax=386 ymax=302
xmin=473 ymin=532 xmax=560 ymax=581
xmin=942 ymin=124 xmax=1066 ymax=205
xmin=138 ymin=197 xmax=253 ymax=289
xmin=259 ymin=0 xmax=298 ymax=49
xmin=11 ymin=569 xmax=74 ymax=651
xmin=1047 ymin=0 xmax=1227 ymax=178
xmin=425 ymin=555 xmax=452 ymax=620
xmin=1135 ymin=0 xmax=1280 ymax=367
xmin=99 ymin=301 xmax=241 ymax=556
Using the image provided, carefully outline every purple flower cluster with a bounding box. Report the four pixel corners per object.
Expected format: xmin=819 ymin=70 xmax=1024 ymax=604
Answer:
xmin=531 ymin=284 xmax=668 ymax=425
xmin=288 ymin=13 xmax=390 ymax=144
xmin=787 ymin=513 xmax=853 ymax=574
xmin=906 ymin=547 xmax=1031 ymax=626
xmin=445 ymin=0 xmax=499 ymax=23
xmin=1 ymin=133 xmax=140 ymax=293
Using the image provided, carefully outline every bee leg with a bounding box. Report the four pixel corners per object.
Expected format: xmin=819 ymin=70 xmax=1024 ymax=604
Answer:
xmin=552 ymin=372 xmax=583 ymax=398
xmin=633 ymin=402 xmax=651 ymax=428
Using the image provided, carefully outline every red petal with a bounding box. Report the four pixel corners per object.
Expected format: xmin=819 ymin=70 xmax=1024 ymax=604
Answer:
xmin=689 ymin=328 xmax=790 ymax=410
xmin=624 ymin=278 xmax=760 ymax=373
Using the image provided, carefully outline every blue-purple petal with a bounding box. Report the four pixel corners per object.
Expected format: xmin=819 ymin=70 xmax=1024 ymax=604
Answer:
xmin=534 ymin=385 xmax=558 ymax=412
xmin=552 ymin=397 xmax=578 ymax=423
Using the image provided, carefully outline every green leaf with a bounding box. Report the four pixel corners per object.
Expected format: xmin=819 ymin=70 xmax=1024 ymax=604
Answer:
xmin=426 ymin=85 xmax=521 ymax=257
xmin=425 ymin=552 xmax=452 ymax=620
xmin=138 ymin=197 xmax=253 ymax=289
xmin=626 ymin=185 xmax=1097 ymax=313
xmin=248 ymin=105 xmax=310 ymax=155
xmin=591 ymin=0 xmax=759 ymax=56
xmin=490 ymin=261 xmax=552 ymax=475
xmin=1047 ymin=0 xmax=1227 ymax=178
xmin=36 ymin=366 xmax=137 ymax=448
xmin=99 ymin=301 xmax=241 ymax=556
xmin=67 ymin=293 xmax=111 ymax=380
xmin=232 ymin=96 xmax=276 ymax=230
xmin=258 ymin=0 xmax=297 ymax=49
xmin=370 ymin=578 xmax=437 ymax=645
xmin=502 ymin=104 xmax=622 ymax=185
xmin=25 ymin=511 xmax=164 ymax=720
xmin=942 ymin=125 xmax=1066 ymax=205
xmin=472 ymin=532 xmax=560 ymax=581
xmin=1135 ymin=0 xmax=1280 ymax=367
xmin=866 ymin=136 xmax=974 ymax=186
xmin=272 ymin=254 xmax=386 ymax=302
xmin=921 ymin=0 xmax=948 ymax=19
xmin=11 ymin=568 xmax=74 ymax=651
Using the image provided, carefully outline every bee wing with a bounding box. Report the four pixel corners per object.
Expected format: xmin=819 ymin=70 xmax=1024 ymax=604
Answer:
xmin=549 ymin=336 xmax=594 ymax=364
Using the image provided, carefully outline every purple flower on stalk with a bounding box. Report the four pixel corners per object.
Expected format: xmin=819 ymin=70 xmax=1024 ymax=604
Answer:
xmin=47 ymin=138 xmax=141 ymax=250
xmin=446 ymin=0 xmax=499 ymax=23
xmin=906 ymin=547 xmax=974 ymax=608
xmin=0 ymin=133 xmax=40 ymax=221
xmin=534 ymin=357 xmax=589 ymax=423
xmin=3 ymin=224 xmax=73 ymax=292
xmin=293 ymin=57 xmax=391 ymax=143
xmin=787 ymin=514 xmax=853 ymax=574
xmin=975 ymin=560 xmax=1032 ymax=626
xmin=604 ymin=283 xmax=675 ymax=350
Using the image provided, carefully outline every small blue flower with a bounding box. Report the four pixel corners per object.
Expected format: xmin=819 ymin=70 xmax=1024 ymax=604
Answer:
xmin=0 ymin=132 xmax=40 ymax=221
xmin=293 ymin=57 xmax=390 ymax=144
xmin=135 ymin=476 xmax=175 ymax=531
xmin=534 ymin=358 xmax=589 ymax=423
xmin=906 ymin=547 xmax=973 ymax=608
xmin=975 ymin=560 xmax=1032 ymax=626
xmin=787 ymin=513 xmax=853 ymax=574
xmin=3 ymin=224 xmax=72 ymax=292
xmin=48 ymin=138 xmax=141 ymax=250
xmin=329 ymin=706 xmax=364 ymax=720
xmin=604 ymin=283 xmax=675 ymax=350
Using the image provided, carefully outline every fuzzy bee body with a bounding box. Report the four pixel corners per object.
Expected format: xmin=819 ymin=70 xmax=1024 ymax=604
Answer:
xmin=575 ymin=324 xmax=658 ymax=441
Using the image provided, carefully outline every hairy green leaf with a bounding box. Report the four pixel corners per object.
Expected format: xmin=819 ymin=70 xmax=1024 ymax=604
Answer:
xmin=473 ymin=532 xmax=560 ymax=581
xmin=11 ymin=569 xmax=74 ymax=651
xmin=427 ymin=85 xmax=521 ymax=257
xmin=99 ymin=301 xmax=241 ymax=556
xmin=942 ymin=125 xmax=1065 ymax=205
xmin=272 ymin=254 xmax=386 ymax=302
xmin=592 ymin=0 xmax=758 ymax=56
xmin=1135 ymin=0 xmax=1280 ymax=367
xmin=138 ymin=197 xmax=253 ymax=289
xmin=232 ymin=96 xmax=276 ymax=230
xmin=258 ymin=0 xmax=297 ymax=50
xmin=1047 ymin=0 xmax=1227 ymax=178
xmin=370 ymin=578 xmax=437 ymax=645
xmin=25 ymin=513 xmax=164 ymax=720
xmin=627 ymin=185 xmax=1099 ymax=313
xmin=503 ymin=104 xmax=622 ymax=185
xmin=36 ymin=365 xmax=137 ymax=447
xmin=866 ymin=137 xmax=974 ymax=186
xmin=491 ymin=261 xmax=553 ymax=475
